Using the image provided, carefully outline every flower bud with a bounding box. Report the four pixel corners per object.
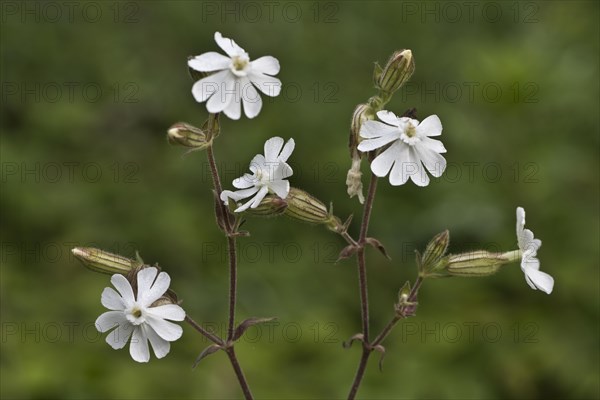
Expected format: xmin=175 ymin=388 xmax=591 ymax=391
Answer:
xmin=350 ymin=103 xmax=375 ymax=145
xmin=420 ymin=230 xmax=449 ymax=275
xmin=244 ymin=194 xmax=288 ymax=217
xmin=72 ymin=247 xmax=137 ymax=275
xmin=167 ymin=122 xmax=211 ymax=149
xmin=377 ymin=49 xmax=415 ymax=94
xmin=445 ymin=250 xmax=510 ymax=277
xmin=284 ymin=188 xmax=341 ymax=229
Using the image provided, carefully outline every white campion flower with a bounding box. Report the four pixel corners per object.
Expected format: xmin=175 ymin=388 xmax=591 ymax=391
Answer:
xmin=516 ymin=207 xmax=554 ymax=294
xmin=95 ymin=267 xmax=186 ymax=363
xmin=357 ymin=110 xmax=447 ymax=187
xmin=188 ymin=32 xmax=281 ymax=120
xmin=221 ymin=136 xmax=295 ymax=213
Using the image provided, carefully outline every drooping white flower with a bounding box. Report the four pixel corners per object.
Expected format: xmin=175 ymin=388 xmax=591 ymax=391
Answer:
xmin=357 ymin=110 xmax=447 ymax=187
xmin=516 ymin=207 xmax=554 ymax=294
xmin=221 ymin=137 xmax=294 ymax=212
xmin=95 ymin=267 xmax=185 ymax=363
xmin=188 ymin=32 xmax=281 ymax=120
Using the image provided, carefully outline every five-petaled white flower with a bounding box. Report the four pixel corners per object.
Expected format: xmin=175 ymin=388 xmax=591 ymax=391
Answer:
xmin=188 ymin=32 xmax=281 ymax=120
xmin=95 ymin=267 xmax=186 ymax=363
xmin=516 ymin=207 xmax=554 ymax=294
xmin=357 ymin=110 xmax=447 ymax=187
xmin=221 ymin=136 xmax=294 ymax=212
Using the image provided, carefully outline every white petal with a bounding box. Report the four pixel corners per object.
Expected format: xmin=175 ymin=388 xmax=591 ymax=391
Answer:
xmin=242 ymin=82 xmax=262 ymax=119
xmin=250 ymin=186 xmax=269 ymax=208
xmin=371 ymin=141 xmax=403 ymax=178
xmin=145 ymin=316 xmax=183 ymax=342
xmin=233 ymin=174 xmax=257 ymax=189
xmin=357 ymin=135 xmax=398 ymax=152
xmin=272 ymin=162 xmax=293 ymax=180
xmin=249 ymin=154 xmax=266 ymax=173
xmin=415 ymin=145 xmax=447 ymax=178
xmin=420 ymin=136 xmax=447 ymax=154
xmin=408 ymin=148 xmax=430 ymax=187
xmin=144 ymin=324 xmax=170 ymax=359
xmin=376 ymin=110 xmax=400 ymax=126
xmin=191 ymin=70 xmax=231 ymax=103
xmin=214 ymin=32 xmax=246 ymax=57
xmin=129 ymin=326 xmax=150 ymax=363
xmin=223 ymin=92 xmax=242 ymax=119
xmin=141 ymin=271 xmax=171 ymax=307
xmin=146 ymin=304 xmax=186 ymax=321
xmin=136 ymin=267 xmax=158 ymax=302
xmin=359 ymin=120 xmax=399 ymax=139
xmin=105 ymin=322 xmax=134 ymax=349
xmin=278 ymin=139 xmax=295 ymax=162
xmin=96 ymin=311 xmax=128 ymax=333
xmin=523 ymin=267 xmax=554 ymax=294
xmin=269 ymin=180 xmax=290 ymax=199
xmin=110 ymin=274 xmax=135 ymax=305
xmin=220 ymin=187 xmax=259 ymax=203
xmin=234 ymin=197 xmax=256 ymax=213
xmin=521 ymin=250 xmax=540 ymax=271
xmin=188 ymin=52 xmax=231 ymax=72
xmin=251 ymin=56 xmax=280 ymax=75
xmin=388 ymin=144 xmax=411 ymax=186
xmin=264 ymin=137 xmax=285 ymax=162
xmin=417 ymin=115 xmax=443 ymax=137
xmin=248 ymin=71 xmax=281 ymax=97
xmin=206 ymin=74 xmax=236 ymax=114
xmin=101 ymin=287 xmax=125 ymax=311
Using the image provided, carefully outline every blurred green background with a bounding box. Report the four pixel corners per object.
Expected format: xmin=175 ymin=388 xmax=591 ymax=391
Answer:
xmin=1 ymin=1 xmax=598 ymax=399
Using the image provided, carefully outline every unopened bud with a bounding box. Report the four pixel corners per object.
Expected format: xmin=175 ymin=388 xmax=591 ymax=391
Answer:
xmin=377 ymin=49 xmax=415 ymax=95
xmin=72 ymin=247 xmax=137 ymax=275
xmin=350 ymin=103 xmax=375 ymax=144
xmin=445 ymin=250 xmax=510 ymax=277
xmin=167 ymin=122 xmax=210 ymax=149
xmin=420 ymin=230 xmax=450 ymax=275
xmin=245 ymin=195 xmax=288 ymax=217
xmin=284 ymin=188 xmax=340 ymax=229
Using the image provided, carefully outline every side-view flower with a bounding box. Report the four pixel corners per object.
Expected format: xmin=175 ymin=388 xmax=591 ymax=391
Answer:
xmin=358 ymin=110 xmax=446 ymax=186
xmin=95 ymin=267 xmax=186 ymax=363
xmin=516 ymin=206 xmax=554 ymax=294
xmin=221 ymin=136 xmax=295 ymax=212
xmin=188 ymin=32 xmax=282 ymax=120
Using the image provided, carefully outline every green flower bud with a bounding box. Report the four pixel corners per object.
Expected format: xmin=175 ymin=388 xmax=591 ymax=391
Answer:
xmin=284 ymin=188 xmax=341 ymax=229
xmin=244 ymin=194 xmax=288 ymax=217
xmin=167 ymin=122 xmax=211 ymax=149
xmin=72 ymin=247 xmax=137 ymax=275
xmin=420 ymin=230 xmax=450 ymax=275
xmin=445 ymin=250 xmax=511 ymax=277
xmin=377 ymin=49 xmax=415 ymax=95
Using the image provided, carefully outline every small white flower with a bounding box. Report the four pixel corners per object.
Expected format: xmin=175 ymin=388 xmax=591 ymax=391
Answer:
xmin=221 ymin=136 xmax=295 ymax=212
xmin=516 ymin=207 xmax=554 ymax=294
xmin=357 ymin=110 xmax=447 ymax=186
xmin=188 ymin=32 xmax=281 ymax=120
xmin=95 ymin=267 xmax=186 ymax=363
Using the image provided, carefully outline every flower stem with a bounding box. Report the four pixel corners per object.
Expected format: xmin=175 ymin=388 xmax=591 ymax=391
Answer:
xmin=204 ymin=115 xmax=253 ymax=399
xmin=347 ymin=172 xmax=378 ymax=400
xmin=184 ymin=315 xmax=224 ymax=346
xmin=226 ymin=347 xmax=254 ymax=400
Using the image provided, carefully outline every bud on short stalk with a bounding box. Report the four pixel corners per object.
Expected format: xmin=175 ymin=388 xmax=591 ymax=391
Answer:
xmin=376 ymin=49 xmax=415 ymax=95
xmin=284 ymin=187 xmax=341 ymax=230
xmin=418 ymin=230 xmax=450 ymax=278
xmin=72 ymin=247 xmax=137 ymax=275
xmin=167 ymin=122 xmax=211 ymax=150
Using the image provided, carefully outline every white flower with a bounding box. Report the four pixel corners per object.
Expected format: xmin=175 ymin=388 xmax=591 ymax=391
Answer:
xmin=516 ymin=207 xmax=554 ymax=294
xmin=357 ymin=110 xmax=447 ymax=187
xmin=95 ymin=267 xmax=186 ymax=363
xmin=188 ymin=32 xmax=281 ymax=120
xmin=221 ymin=136 xmax=294 ymax=212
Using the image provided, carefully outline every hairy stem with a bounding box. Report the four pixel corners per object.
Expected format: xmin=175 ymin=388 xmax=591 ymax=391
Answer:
xmin=347 ymin=172 xmax=378 ymax=399
xmin=203 ymin=114 xmax=253 ymax=399
xmin=185 ymin=315 xmax=224 ymax=346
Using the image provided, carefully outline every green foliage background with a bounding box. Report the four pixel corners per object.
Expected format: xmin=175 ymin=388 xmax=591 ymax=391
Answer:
xmin=1 ymin=1 xmax=598 ymax=398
